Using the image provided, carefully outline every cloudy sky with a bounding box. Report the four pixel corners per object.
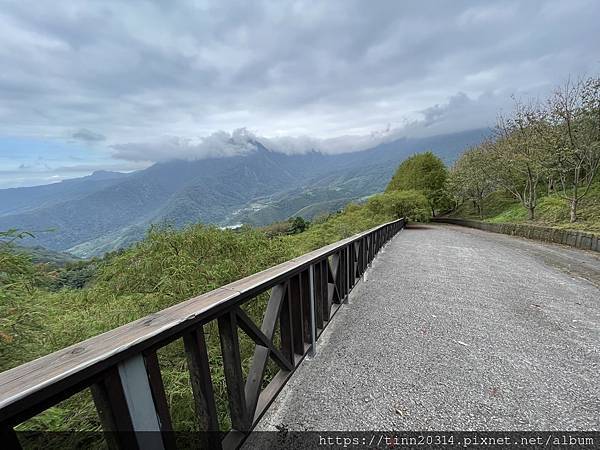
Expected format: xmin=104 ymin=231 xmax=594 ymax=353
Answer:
xmin=1 ymin=0 xmax=599 ymax=187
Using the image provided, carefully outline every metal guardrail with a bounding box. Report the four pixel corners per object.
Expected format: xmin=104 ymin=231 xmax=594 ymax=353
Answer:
xmin=0 ymin=218 xmax=405 ymax=449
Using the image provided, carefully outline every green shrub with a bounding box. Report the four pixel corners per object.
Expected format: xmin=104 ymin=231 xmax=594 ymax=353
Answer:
xmin=368 ymin=190 xmax=431 ymax=222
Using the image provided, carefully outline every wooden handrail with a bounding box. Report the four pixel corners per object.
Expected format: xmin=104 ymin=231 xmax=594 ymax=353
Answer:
xmin=0 ymin=218 xmax=405 ymax=449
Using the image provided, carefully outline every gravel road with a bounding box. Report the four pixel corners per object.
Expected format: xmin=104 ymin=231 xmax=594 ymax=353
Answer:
xmin=253 ymin=223 xmax=600 ymax=432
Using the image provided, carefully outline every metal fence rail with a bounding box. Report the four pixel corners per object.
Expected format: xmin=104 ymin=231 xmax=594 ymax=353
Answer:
xmin=0 ymin=218 xmax=405 ymax=449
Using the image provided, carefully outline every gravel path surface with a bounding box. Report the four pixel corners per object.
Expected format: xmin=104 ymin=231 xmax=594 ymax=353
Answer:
xmin=253 ymin=224 xmax=600 ymax=432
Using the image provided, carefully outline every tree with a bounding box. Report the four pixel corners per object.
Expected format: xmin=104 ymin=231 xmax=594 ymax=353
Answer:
xmin=488 ymin=100 xmax=550 ymax=220
xmin=448 ymin=144 xmax=494 ymax=217
xmin=368 ymin=190 xmax=430 ymax=222
xmin=546 ymin=76 xmax=600 ymax=222
xmin=287 ymin=216 xmax=310 ymax=234
xmin=386 ymin=151 xmax=448 ymax=216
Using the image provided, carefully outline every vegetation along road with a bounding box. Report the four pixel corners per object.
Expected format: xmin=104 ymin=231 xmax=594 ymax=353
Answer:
xmin=255 ymin=224 xmax=600 ymax=431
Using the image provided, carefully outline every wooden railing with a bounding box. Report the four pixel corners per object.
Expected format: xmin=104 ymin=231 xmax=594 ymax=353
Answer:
xmin=0 ymin=218 xmax=405 ymax=449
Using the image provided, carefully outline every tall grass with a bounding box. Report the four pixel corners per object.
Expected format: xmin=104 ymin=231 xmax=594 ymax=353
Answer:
xmin=0 ymin=203 xmax=392 ymax=443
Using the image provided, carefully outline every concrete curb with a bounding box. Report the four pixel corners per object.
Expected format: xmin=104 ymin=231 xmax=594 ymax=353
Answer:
xmin=432 ymin=217 xmax=600 ymax=253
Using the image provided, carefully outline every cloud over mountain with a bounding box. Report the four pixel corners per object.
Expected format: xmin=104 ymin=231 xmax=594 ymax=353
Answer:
xmin=111 ymin=126 xmax=408 ymax=161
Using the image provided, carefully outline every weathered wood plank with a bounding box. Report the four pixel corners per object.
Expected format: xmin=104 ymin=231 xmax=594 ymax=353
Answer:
xmin=235 ymin=307 xmax=292 ymax=372
xmin=321 ymin=261 xmax=330 ymax=322
xmin=116 ymin=355 xmax=164 ymax=450
xmin=289 ymin=274 xmax=305 ymax=355
xmin=143 ymin=351 xmax=177 ymax=450
xmin=300 ymin=270 xmax=311 ymax=344
xmin=252 ymin=369 xmax=292 ymax=423
xmin=347 ymin=246 xmax=352 ymax=292
xmin=340 ymin=248 xmax=347 ymax=300
xmin=217 ymin=312 xmax=247 ymax=431
xmin=314 ymin=262 xmax=324 ymax=330
xmin=365 ymin=235 xmax=369 ymax=263
xmin=244 ymin=343 xmax=269 ymax=423
xmin=182 ymin=328 xmax=220 ymax=438
xmin=354 ymin=241 xmax=360 ymax=279
xmin=90 ymin=367 xmax=138 ymax=450
xmin=279 ymin=284 xmax=295 ymax=366
xmin=307 ymin=265 xmax=317 ymax=356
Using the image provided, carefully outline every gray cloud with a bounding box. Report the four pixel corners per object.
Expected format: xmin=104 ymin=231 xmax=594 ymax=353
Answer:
xmin=112 ymin=129 xmax=258 ymax=161
xmin=72 ymin=128 xmax=106 ymax=142
xmin=110 ymin=91 xmax=506 ymax=161
xmin=0 ymin=0 xmax=599 ymax=168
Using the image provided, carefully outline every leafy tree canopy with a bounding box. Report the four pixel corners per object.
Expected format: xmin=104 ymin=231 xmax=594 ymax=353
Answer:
xmin=288 ymin=216 xmax=310 ymax=235
xmin=368 ymin=190 xmax=431 ymax=222
xmin=386 ymin=151 xmax=448 ymax=215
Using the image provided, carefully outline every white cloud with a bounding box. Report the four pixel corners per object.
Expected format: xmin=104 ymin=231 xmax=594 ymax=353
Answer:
xmin=110 ymin=90 xmax=510 ymax=161
xmin=112 ymin=126 xmax=407 ymax=161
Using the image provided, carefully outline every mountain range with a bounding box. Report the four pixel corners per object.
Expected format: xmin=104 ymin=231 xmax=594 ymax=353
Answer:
xmin=0 ymin=128 xmax=489 ymax=257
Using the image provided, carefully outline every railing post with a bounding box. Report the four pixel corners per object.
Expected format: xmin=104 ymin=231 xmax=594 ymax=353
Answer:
xmin=280 ymin=282 xmax=295 ymax=366
xmin=143 ymin=351 xmax=177 ymax=450
xmin=314 ymin=261 xmax=324 ymax=331
xmin=359 ymin=238 xmax=364 ymax=276
xmin=337 ymin=250 xmax=343 ymax=302
xmin=350 ymin=243 xmax=356 ymax=287
xmin=321 ymin=258 xmax=334 ymax=322
xmin=0 ymin=425 xmax=21 ymax=450
xmin=344 ymin=247 xmax=349 ymax=298
xmin=183 ymin=327 xmax=220 ymax=448
xmin=300 ymin=270 xmax=311 ymax=344
xmin=91 ymin=355 xmax=165 ymax=450
xmin=289 ymin=274 xmax=305 ymax=354
xmin=218 ymin=311 xmax=248 ymax=431
xmin=354 ymin=242 xmax=358 ymax=280
xmin=362 ymin=236 xmax=367 ymax=273
xmin=308 ymin=264 xmax=317 ymax=357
